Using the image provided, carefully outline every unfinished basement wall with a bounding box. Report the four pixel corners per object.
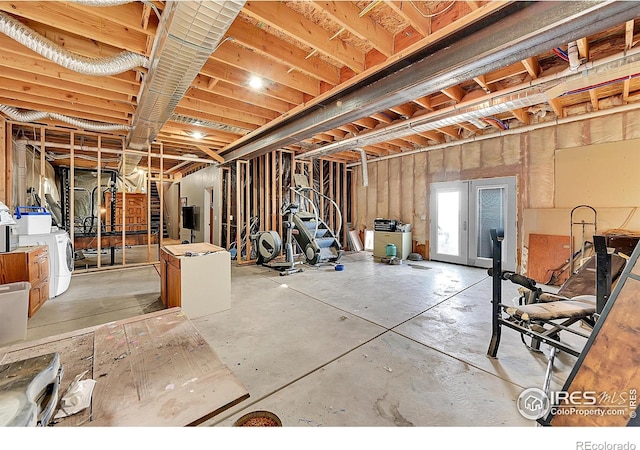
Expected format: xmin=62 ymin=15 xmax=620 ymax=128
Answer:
xmin=178 ymin=164 xmax=222 ymax=245
xmin=353 ymin=108 xmax=640 ymax=272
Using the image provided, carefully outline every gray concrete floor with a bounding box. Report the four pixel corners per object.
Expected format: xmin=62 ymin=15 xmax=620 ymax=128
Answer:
xmin=25 ymin=251 xmax=582 ymax=428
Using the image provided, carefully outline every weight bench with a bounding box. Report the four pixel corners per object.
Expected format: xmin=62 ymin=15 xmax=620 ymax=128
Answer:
xmin=487 ymin=230 xmax=627 ymax=394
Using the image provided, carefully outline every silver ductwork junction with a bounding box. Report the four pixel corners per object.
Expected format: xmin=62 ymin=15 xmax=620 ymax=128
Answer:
xmin=0 ymin=104 xmax=132 ymax=132
xmin=0 ymin=11 xmax=149 ymax=76
xmin=126 ymin=0 xmax=245 ymax=152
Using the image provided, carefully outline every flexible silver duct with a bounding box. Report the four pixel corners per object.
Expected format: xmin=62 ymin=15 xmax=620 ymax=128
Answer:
xmin=126 ymin=0 xmax=246 ymax=153
xmin=0 ymin=11 xmax=149 ymax=75
xmin=0 ymin=104 xmax=131 ymax=132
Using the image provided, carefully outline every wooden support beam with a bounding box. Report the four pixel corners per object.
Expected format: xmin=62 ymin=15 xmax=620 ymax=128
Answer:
xmin=212 ymin=42 xmax=321 ymax=97
xmin=195 ymin=145 xmax=225 ymax=164
xmin=458 ymin=122 xmax=483 ymax=135
xmin=511 ymin=108 xmax=530 ymax=125
xmin=626 ymin=20 xmax=636 ymax=50
xmin=548 ymin=97 xmax=563 ymax=118
xmin=473 ymin=75 xmax=495 ymax=93
xmin=242 ymin=1 xmax=365 ymax=73
xmin=207 ymin=77 xmax=219 ymax=91
xmin=441 ymin=85 xmax=465 ymax=103
xmin=313 ymin=1 xmax=395 ymax=57
xmin=521 ymin=57 xmax=541 ymax=79
xmin=589 ymin=90 xmax=599 ymax=111
xmin=228 ymin=18 xmax=341 ymax=84
xmin=418 ymin=130 xmax=445 ymax=144
xmin=577 ymin=37 xmax=590 ymax=60
xmin=413 ymin=96 xmax=434 ymax=110
xmin=438 ymin=125 xmax=459 ymax=139
xmin=384 ymin=0 xmax=430 ymax=37
xmin=623 ymin=79 xmax=631 ymax=102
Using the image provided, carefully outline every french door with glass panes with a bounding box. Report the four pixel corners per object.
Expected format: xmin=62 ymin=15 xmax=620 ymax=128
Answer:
xmin=429 ymin=177 xmax=516 ymax=271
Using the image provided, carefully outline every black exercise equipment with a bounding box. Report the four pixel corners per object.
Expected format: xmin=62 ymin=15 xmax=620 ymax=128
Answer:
xmin=254 ymin=203 xmax=304 ymax=276
xmin=290 ymin=174 xmax=343 ymax=266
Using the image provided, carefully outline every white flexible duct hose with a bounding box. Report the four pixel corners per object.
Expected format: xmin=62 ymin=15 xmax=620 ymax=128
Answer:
xmin=0 ymin=11 xmax=149 ymax=75
xmin=0 ymin=104 xmax=131 ymax=132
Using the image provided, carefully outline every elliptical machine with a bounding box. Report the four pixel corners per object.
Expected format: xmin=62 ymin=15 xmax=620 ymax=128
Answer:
xmin=253 ymin=203 xmax=304 ymax=276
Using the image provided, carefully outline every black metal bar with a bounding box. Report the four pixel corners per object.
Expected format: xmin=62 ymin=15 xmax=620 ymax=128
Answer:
xmin=497 ymin=319 xmax=582 ymax=357
xmin=593 ymin=235 xmax=612 ymax=315
xmin=487 ymin=228 xmax=503 ymax=357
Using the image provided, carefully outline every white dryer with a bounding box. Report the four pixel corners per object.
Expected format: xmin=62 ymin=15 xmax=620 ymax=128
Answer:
xmin=18 ymin=229 xmax=73 ymax=298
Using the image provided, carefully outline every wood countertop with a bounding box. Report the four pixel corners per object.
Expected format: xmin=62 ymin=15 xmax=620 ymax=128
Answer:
xmin=162 ymin=243 xmax=226 ymax=257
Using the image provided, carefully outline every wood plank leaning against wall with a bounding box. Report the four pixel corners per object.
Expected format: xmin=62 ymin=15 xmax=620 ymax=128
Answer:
xmin=353 ymin=108 xmax=640 ymax=270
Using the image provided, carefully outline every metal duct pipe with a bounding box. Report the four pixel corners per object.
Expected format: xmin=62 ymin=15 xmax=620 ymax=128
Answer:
xmin=568 ymin=41 xmax=581 ymax=71
xmin=221 ymin=0 xmax=640 ymax=163
xmin=347 ymin=101 xmax=640 ymax=167
xmin=126 ymin=0 xmax=245 ymax=153
xmin=297 ymin=89 xmax=548 ymax=160
xmin=357 ymin=148 xmax=368 ymax=187
xmin=0 ymin=104 xmax=131 ymax=132
xmin=171 ymin=113 xmax=251 ymax=135
xmin=0 ymin=11 xmax=149 ymax=76
xmin=298 ymin=46 xmax=640 ymax=161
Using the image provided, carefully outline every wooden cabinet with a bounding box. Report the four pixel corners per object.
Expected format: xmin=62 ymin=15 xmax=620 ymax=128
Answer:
xmin=373 ymin=231 xmax=413 ymax=260
xmin=104 ymin=192 xmax=148 ymax=231
xmin=160 ymin=243 xmax=230 ymax=319
xmin=0 ymin=245 xmax=50 ymax=317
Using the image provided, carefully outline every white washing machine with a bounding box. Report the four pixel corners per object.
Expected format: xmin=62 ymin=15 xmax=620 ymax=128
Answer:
xmin=18 ymin=229 xmax=74 ymax=298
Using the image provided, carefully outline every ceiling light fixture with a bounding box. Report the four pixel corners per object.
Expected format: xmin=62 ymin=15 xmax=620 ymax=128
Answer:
xmin=191 ymin=131 xmax=206 ymax=139
xmin=248 ymin=75 xmax=263 ymax=90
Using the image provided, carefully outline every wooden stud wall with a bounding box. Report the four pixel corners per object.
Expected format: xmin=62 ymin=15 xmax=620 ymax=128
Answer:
xmin=4 ymin=122 xmax=184 ymax=272
xmin=0 ymin=118 xmax=7 ymax=205
xmin=228 ymin=151 xmax=352 ymax=264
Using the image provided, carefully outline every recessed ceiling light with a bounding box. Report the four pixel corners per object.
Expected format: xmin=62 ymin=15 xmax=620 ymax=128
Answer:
xmin=191 ymin=131 xmax=206 ymax=139
xmin=248 ymin=75 xmax=263 ymax=89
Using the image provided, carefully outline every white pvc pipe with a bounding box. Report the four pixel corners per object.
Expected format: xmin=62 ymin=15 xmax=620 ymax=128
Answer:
xmin=568 ymin=41 xmax=581 ymax=71
xmin=358 ymin=148 xmax=368 ymax=186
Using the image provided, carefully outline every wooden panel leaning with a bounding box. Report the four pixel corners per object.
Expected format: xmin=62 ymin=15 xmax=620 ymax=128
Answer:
xmin=540 ymin=241 xmax=640 ymax=426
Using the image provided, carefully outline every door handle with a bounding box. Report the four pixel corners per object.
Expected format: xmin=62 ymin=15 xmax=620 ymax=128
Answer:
xmin=463 ymin=221 xmax=467 ymax=231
